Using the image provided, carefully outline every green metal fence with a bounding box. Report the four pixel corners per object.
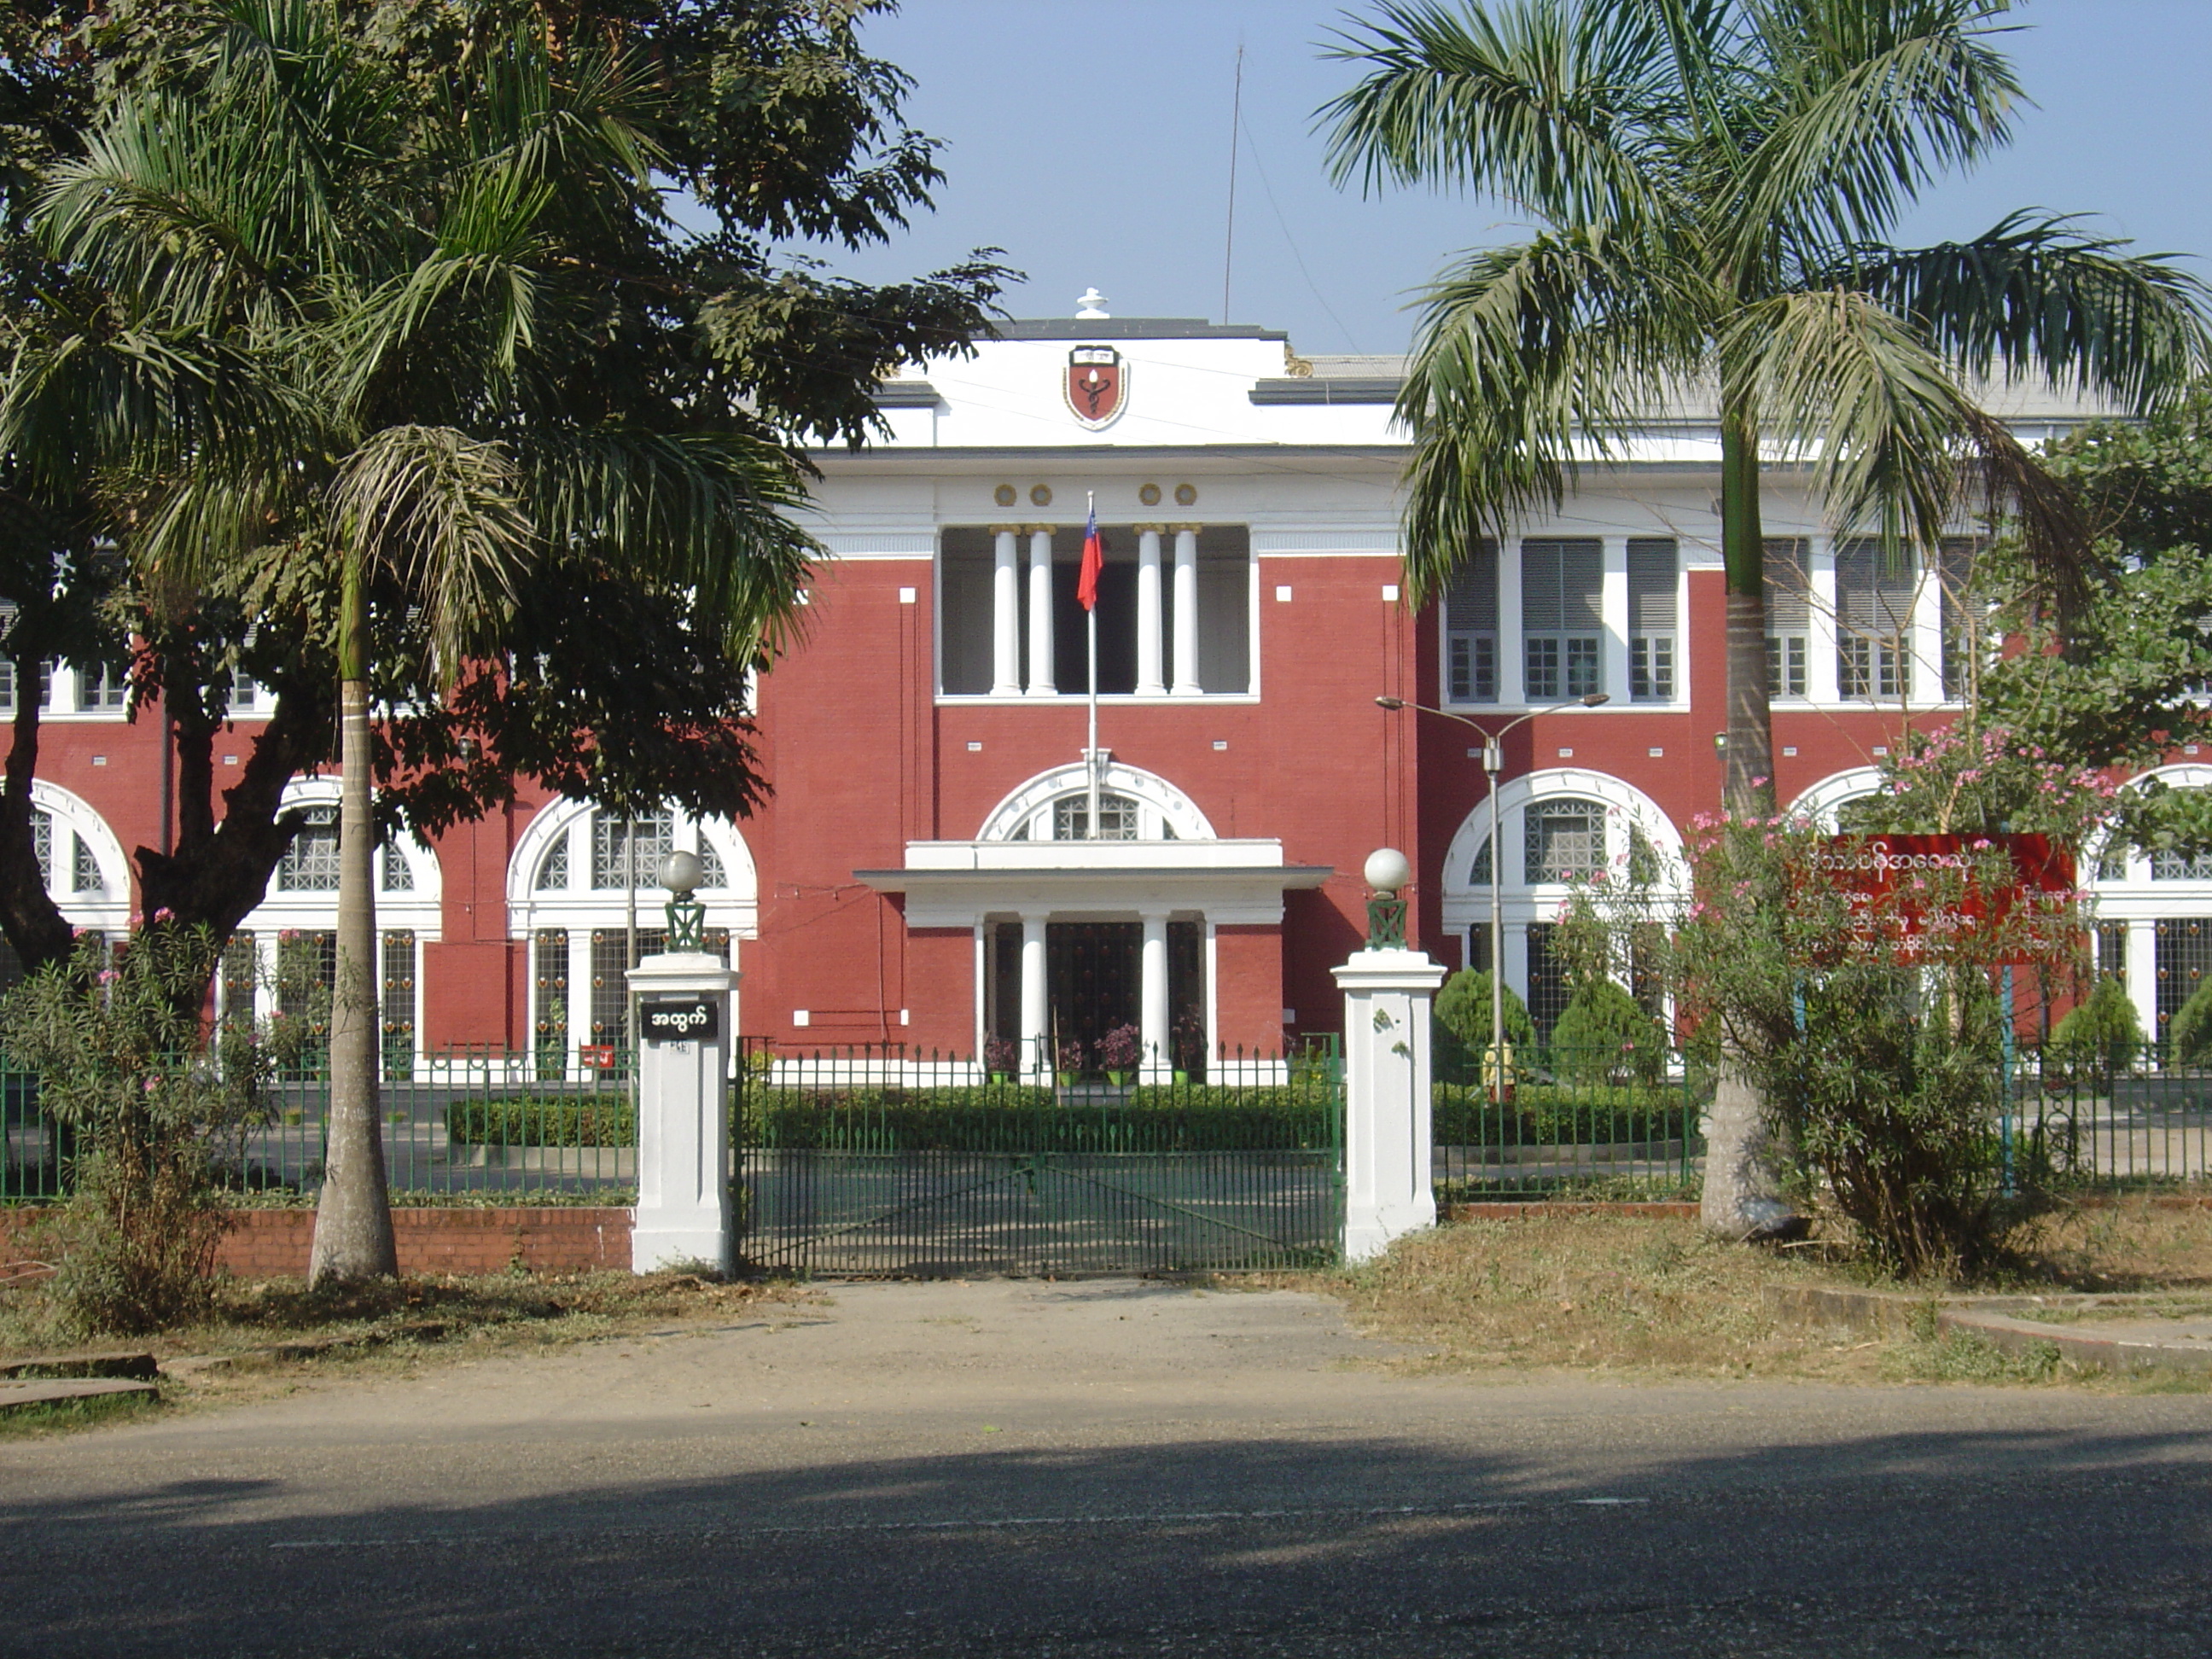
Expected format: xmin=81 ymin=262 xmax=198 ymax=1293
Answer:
xmin=2011 ymin=1046 xmax=2212 ymax=1190
xmin=736 ymin=1040 xmax=1345 ymax=1275
xmin=1429 ymin=1042 xmax=1711 ymax=1202
xmin=3 ymin=1049 xmax=638 ymax=1205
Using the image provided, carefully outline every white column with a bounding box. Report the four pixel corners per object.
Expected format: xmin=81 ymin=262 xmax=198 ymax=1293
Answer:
xmin=2127 ymin=918 xmax=2159 ymax=1045
xmin=1020 ymin=913 xmax=1050 ymax=1080
xmin=1135 ymin=525 xmax=1166 ymax=696
xmin=1026 ymin=526 xmax=1056 ymax=695
xmin=1334 ymin=945 xmax=1448 ymax=1260
xmin=1497 ymin=534 xmax=1525 ymax=705
xmin=1600 ymin=534 xmax=1629 ymax=701
xmin=990 ymin=525 xmax=1022 ymax=696
xmin=1171 ymin=525 xmax=1201 ymax=696
xmin=627 ymin=947 xmax=740 ymax=1274
xmin=1808 ymin=537 xmax=1842 ymax=703
xmin=1139 ymin=910 xmax=1171 ymax=1080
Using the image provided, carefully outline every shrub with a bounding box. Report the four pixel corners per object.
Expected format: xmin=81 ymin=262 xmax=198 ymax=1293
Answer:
xmin=2166 ymin=974 xmax=2212 ymax=1065
xmin=0 ymin=926 xmax=261 ymax=1334
xmin=737 ymin=1082 xmax=1331 ymax=1152
xmin=1548 ymin=979 xmax=1668 ymax=1086
xmin=2050 ymin=975 xmax=2145 ymax=1069
xmin=445 ymin=1097 xmax=637 ymax=1148
xmin=1433 ymin=969 xmax=1536 ymax=1084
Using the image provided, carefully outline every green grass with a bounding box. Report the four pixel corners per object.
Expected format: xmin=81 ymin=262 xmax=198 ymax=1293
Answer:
xmin=0 ymin=1389 xmax=162 ymax=1439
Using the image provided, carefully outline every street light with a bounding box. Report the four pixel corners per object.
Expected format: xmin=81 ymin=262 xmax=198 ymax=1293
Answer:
xmin=1375 ymin=690 xmax=1610 ymax=1089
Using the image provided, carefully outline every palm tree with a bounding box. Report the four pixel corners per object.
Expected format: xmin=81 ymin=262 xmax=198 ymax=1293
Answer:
xmin=1322 ymin=0 xmax=2212 ymax=1231
xmin=31 ymin=2 xmax=817 ymax=1279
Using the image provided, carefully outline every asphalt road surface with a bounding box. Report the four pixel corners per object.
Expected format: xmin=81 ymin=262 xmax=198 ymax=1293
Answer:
xmin=4 ymin=1278 xmax=2210 ymax=1657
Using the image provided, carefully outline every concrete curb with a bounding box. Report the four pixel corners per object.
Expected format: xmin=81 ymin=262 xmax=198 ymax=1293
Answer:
xmin=0 ymin=1377 xmax=158 ymax=1412
xmin=1762 ymin=1283 xmax=2212 ymax=1373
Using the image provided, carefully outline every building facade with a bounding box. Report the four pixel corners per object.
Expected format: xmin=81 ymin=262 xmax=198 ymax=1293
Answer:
xmin=11 ymin=306 xmax=2186 ymax=1068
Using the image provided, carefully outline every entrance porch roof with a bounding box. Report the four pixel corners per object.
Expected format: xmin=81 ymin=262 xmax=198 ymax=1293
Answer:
xmin=856 ymin=839 xmax=1333 ymax=928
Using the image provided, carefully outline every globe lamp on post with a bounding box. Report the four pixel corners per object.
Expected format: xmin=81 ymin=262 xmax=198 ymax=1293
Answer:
xmin=1363 ymin=847 xmax=1412 ymax=947
xmin=659 ymin=848 xmax=707 ymax=952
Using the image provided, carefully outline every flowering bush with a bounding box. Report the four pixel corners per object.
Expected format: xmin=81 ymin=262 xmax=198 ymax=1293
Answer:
xmin=982 ymin=1034 xmax=1019 ymax=1076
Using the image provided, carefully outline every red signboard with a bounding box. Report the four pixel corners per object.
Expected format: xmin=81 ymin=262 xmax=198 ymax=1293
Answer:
xmin=1818 ymin=834 xmax=2078 ymax=964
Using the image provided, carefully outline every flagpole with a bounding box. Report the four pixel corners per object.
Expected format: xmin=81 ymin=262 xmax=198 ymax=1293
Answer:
xmin=1086 ymin=491 xmax=1101 ymax=840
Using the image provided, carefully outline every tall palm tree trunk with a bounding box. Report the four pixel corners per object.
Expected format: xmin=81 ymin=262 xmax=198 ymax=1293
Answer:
xmin=309 ymin=549 xmax=398 ymax=1283
xmin=1702 ymin=388 xmax=1797 ymax=1237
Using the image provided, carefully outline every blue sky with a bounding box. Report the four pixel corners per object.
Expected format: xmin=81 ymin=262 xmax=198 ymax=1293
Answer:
xmin=811 ymin=0 xmax=2212 ymax=356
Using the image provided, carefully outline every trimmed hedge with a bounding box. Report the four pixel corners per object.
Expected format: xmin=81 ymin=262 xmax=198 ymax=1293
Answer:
xmin=739 ymin=1084 xmax=1333 ymax=1153
xmin=445 ymin=1097 xmax=637 ymax=1148
xmin=1433 ymin=1083 xmax=1693 ymax=1147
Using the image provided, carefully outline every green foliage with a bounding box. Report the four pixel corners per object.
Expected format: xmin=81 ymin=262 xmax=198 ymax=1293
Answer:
xmin=444 ymin=1097 xmax=638 ymax=1149
xmin=2167 ymin=975 xmax=2212 ymax=1066
xmin=1676 ymin=814 xmax=2079 ymax=1276
xmin=738 ymin=1084 xmax=1332 ymax=1153
xmin=1433 ymin=1083 xmax=1692 ymax=1149
xmin=2050 ymin=975 xmax=2145 ymax=1069
xmin=1549 ymin=980 xmax=1668 ymax=1086
xmin=1434 ymin=969 xmax=1536 ymax=1058
xmin=0 ymin=928 xmax=235 ymax=1332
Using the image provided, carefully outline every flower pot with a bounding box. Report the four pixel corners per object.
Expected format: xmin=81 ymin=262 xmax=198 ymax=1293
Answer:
xmin=1057 ymin=1071 xmax=1077 ymax=1087
xmin=1107 ymin=1070 xmax=1129 ymax=1086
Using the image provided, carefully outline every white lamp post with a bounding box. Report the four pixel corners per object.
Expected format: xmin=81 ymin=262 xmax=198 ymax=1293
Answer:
xmin=1375 ymin=691 xmax=1608 ymax=1086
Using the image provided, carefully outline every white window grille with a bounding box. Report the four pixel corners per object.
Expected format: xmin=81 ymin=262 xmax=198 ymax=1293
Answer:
xmin=535 ymin=836 xmax=569 ymax=891
xmin=1764 ymin=538 xmax=1810 ymax=699
xmin=591 ymin=810 xmax=673 ymax=889
xmin=276 ymin=806 xmax=341 ymax=891
xmin=1053 ymin=792 xmax=1138 ymax=841
xmin=1444 ymin=539 xmax=1499 ymax=703
xmin=698 ymin=841 xmax=728 ymax=888
xmin=1627 ymin=538 xmax=1676 ymax=702
xmin=380 ymin=841 xmax=414 ymax=892
xmin=1837 ymin=538 xmax=1915 ymax=701
xmin=31 ymin=810 xmax=51 ymax=888
xmin=72 ymin=835 xmax=102 ymax=894
xmin=1522 ymin=538 xmax=1604 ymax=701
xmin=2151 ymin=847 xmax=2212 ymax=882
xmin=1524 ymin=798 xmax=1606 ymax=883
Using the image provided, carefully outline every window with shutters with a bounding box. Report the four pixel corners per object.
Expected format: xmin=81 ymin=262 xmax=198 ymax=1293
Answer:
xmin=1443 ymin=540 xmax=1499 ymax=703
xmin=1627 ymin=538 xmax=1676 ymax=702
xmin=1521 ymin=538 xmax=1603 ymax=701
xmin=1836 ymin=538 xmax=1916 ymax=700
xmin=1764 ymin=538 xmax=1811 ymax=699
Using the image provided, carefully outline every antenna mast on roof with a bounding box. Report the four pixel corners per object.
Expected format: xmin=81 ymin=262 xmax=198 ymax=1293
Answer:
xmin=1221 ymin=41 xmax=1243 ymax=327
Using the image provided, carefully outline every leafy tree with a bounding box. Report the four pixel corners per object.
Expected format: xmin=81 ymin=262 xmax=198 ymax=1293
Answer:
xmin=1320 ymin=0 xmax=2211 ymax=1235
xmin=1 ymin=0 xmax=1007 ymax=1282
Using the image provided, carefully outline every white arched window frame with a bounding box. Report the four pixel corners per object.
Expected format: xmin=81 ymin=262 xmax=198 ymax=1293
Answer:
xmin=1786 ymin=765 xmax=1887 ymax=830
xmin=2081 ymin=764 xmax=2212 ymax=1044
xmin=1440 ymin=769 xmax=1685 ymax=1019
xmin=27 ymin=780 xmax=133 ymax=937
xmin=506 ymin=799 xmax=758 ymax=1076
xmin=231 ymin=780 xmax=442 ymax=1074
xmin=975 ymin=762 xmax=1217 ymax=842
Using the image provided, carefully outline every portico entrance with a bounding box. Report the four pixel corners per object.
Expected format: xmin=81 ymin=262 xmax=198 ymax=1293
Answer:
xmin=987 ymin=920 xmax=1207 ymax=1074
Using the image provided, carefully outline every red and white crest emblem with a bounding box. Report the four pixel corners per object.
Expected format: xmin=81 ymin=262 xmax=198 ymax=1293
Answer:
xmin=1065 ymin=346 xmax=1125 ymax=427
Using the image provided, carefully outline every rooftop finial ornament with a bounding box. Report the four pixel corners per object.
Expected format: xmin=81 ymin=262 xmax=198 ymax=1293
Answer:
xmin=1363 ymin=847 xmax=1411 ymax=948
xmin=659 ymin=849 xmax=707 ymax=952
xmin=1075 ymin=286 xmax=1110 ymax=319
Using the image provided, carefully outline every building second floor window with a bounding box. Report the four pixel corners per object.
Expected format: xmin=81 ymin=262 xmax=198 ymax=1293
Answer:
xmin=1764 ymin=538 xmax=1811 ymax=699
xmin=1444 ymin=540 xmax=1499 ymax=703
xmin=79 ymin=663 xmax=127 ymax=711
xmin=1522 ymin=538 xmax=1604 ymax=701
xmin=1837 ymin=537 xmax=1916 ymax=701
xmin=1627 ymin=538 xmax=1676 ymax=702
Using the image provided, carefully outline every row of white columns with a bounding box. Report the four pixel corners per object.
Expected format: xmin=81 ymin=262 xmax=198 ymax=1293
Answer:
xmin=1008 ymin=911 xmax=1177 ymax=1080
xmin=989 ymin=523 xmax=1203 ymax=698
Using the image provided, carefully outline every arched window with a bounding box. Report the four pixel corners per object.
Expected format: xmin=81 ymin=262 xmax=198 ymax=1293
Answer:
xmin=978 ymin=763 xmax=1214 ymax=843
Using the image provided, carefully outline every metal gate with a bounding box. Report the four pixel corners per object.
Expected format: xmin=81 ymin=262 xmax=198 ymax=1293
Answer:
xmin=735 ymin=1042 xmax=1343 ymax=1275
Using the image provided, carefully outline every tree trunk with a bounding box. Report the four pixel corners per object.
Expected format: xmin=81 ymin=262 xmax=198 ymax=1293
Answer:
xmin=308 ymin=551 xmax=397 ymax=1283
xmin=1701 ymin=387 xmax=1798 ymax=1239
xmin=0 ymin=656 xmax=76 ymax=974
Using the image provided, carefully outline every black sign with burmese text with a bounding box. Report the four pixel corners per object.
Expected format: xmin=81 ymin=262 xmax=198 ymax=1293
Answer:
xmin=640 ymin=996 xmax=719 ymax=1045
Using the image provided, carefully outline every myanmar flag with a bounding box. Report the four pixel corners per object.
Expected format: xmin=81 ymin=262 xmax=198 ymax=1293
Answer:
xmin=1078 ymin=506 xmax=1104 ymax=611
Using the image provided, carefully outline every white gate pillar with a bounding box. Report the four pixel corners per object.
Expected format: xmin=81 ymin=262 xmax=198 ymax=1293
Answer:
xmin=1333 ymin=850 xmax=1447 ymax=1262
xmin=627 ymin=859 xmax=740 ymax=1274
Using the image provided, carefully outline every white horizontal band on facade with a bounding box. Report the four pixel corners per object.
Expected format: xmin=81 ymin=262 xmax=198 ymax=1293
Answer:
xmin=815 ymin=532 xmax=937 ymax=560
xmin=1249 ymin=529 xmax=1401 ymax=556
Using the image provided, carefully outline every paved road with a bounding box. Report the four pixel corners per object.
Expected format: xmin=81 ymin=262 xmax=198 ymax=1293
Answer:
xmin=4 ymin=1278 xmax=2210 ymax=1656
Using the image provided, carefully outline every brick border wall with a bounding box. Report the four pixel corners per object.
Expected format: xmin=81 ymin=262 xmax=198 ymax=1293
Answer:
xmin=1 ymin=1207 xmax=633 ymax=1281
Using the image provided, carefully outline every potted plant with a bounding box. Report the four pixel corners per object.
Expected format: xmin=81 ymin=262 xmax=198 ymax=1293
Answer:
xmin=1056 ymin=1036 xmax=1086 ymax=1087
xmin=1097 ymin=1022 xmax=1142 ymax=1086
xmin=983 ymin=1033 xmax=1018 ymax=1083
